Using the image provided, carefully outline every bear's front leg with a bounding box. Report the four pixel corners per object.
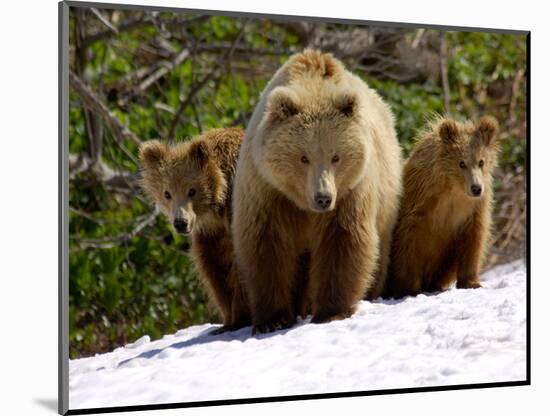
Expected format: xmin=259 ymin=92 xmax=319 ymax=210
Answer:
xmin=235 ymin=209 xmax=299 ymax=334
xmin=456 ymin=209 xmax=486 ymax=290
xmin=208 ymin=264 xmax=251 ymax=336
xmin=192 ymin=231 xmax=234 ymax=327
xmin=229 ymin=265 xmax=251 ymax=330
xmin=310 ymin=209 xmax=378 ymax=324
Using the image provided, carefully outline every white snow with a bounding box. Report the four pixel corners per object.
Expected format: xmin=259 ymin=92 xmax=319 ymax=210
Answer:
xmin=69 ymin=260 xmax=527 ymax=410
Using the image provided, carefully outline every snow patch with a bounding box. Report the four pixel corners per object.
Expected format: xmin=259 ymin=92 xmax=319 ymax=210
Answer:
xmin=69 ymin=260 xmax=527 ymax=410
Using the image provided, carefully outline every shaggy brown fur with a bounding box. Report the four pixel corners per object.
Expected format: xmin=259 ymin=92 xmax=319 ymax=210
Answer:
xmin=385 ymin=116 xmax=500 ymax=298
xmin=232 ymin=50 xmax=402 ymax=333
xmin=140 ymin=128 xmax=250 ymax=332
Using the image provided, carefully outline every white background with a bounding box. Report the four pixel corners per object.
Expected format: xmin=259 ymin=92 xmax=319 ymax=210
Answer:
xmin=0 ymin=0 xmax=545 ymax=415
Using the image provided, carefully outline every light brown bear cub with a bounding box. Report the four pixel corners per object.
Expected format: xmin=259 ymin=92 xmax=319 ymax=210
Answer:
xmin=385 ymin=116 xmax=499 ymax=298
xmin=233 ymin=50 xmax=403 ymax=333
xmin=140 ymin=128 xmax=250 ymax=333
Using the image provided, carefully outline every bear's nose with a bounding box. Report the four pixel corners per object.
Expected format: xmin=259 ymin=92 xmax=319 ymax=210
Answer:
xmin=314 ymin=193 xmax=333 ymax=210
xmin=173 ymin=218 xmax=189 ymax=233
xmin=471 ymin=184 xmax=482 ymax=197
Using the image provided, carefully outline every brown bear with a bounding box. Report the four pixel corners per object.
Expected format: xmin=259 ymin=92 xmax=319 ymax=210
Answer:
xmin=384 ymin=116 xmax=500 ymax=298
xmin=140 ymin=128 xmax=250 ymax=333
xmin=232 ymin=49 xmax=403 ymax=333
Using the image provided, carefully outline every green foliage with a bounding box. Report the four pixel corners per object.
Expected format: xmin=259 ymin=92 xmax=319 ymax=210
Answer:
xmin=69 ymin=9 xmax=527 ymax=358
xmin=367 ymin=78 xmax=444 ymax=154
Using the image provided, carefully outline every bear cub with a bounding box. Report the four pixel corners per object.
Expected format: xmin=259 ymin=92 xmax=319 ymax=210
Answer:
xmin=385 ymin=116 xmax=500 ymax=298
xmin=140 ymin=128 xmax=250 ymax=333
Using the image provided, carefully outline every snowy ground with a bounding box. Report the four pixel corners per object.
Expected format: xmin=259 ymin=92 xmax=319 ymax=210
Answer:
xmin=69 ymin=261 xmax=527 ymax=410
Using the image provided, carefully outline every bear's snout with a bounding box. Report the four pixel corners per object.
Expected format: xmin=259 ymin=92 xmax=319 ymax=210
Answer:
xmin=314 ymin=192 xmax=333 ymax=211
xmin=174 ymin=218 xmax=191 ymax=234
xmin=470 ymin=184 xmax=482 ymax=197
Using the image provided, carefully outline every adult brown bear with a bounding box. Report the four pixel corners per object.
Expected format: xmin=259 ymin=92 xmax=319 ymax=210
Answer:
xmin=232 ymin=50 xmax=403 ymax=333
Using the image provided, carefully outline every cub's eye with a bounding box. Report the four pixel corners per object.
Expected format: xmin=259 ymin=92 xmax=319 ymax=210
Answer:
xmin=164 ymin=191 xmax=172 ymax=200
xmin=188 ymin=188 xmax=196 ymax=198
xmin=479 ymin=159 xmax=484 ymax=168
xmin=301 ymin=156 xmax=309 ymax=164
xmin=332 ymin=155 xmax=340 ymax=163
xmin=459 ymin=161 xmax=467 ymax=169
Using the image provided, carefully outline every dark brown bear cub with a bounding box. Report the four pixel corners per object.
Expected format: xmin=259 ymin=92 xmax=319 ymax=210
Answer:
xmin=385 ymin=116 xmax=500 ymax=299
xmin=140 ymin=128 xmax=249 ymax=333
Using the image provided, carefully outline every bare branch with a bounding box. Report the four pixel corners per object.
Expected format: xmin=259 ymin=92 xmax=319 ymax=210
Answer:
xmin=69 ymin=154 xmax=141 ymax=195
xmin=508 ymin=68 xmax=525 ymax=126
xmin=82 ymin=14 xmax=209 ymax=49
xmin=90 ymin=8 xmax=118 ymax=35
xmin=167 ymin=22 xmax=247 ymax=138
xmin=70 ymin=207 xmax=111 ymax=224
xmin=411 ymin=29 xmax=425 ymax=49
xmin=70 ymin=70 xmax=142 ymax=147
xmin=138 ymin=48 xmax=190 ymax=93
xmin=71 ymin=208 xmax=159 ymax=249
xmin=192 ymin=43 xmax=290 ymax=56
xmin=439 ymin=32 xmax=451 ymax=114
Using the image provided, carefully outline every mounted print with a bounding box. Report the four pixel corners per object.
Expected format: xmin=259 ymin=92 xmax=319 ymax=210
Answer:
xmin=59 ymin=1 xmax=529 ymax=414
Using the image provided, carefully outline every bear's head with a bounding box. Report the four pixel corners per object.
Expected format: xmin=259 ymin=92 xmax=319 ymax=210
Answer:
xmin=140 ymin=139 xmax=226 ymax=235
xmin=253 ymin=82 xmax=368 ymax=213
xmin=437 ymin=116 xmax=500 ymax=199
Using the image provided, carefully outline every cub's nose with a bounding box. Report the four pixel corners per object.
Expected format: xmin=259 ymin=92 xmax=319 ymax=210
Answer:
xmin=173 ymin=218 xmax=188 ymax=233
xmin=471 ymin=184 xmax=482 ymax=197
xmin=314 ymin=193 xmax=333 ymax=211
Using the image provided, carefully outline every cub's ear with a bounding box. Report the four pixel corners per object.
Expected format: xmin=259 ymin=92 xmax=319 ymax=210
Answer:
xmin=438 ymin=119 xmax=459 ymax=144
xmin=476 ymin=116 xmax=499 ymax=146
xmin=334 ymin=92 xmax=358 ymax=117
xmin=188 ymin=140 xmax=209 ymax=169
xmin=140 ymin=140 xmax=167 ymax=170
xmin=266 ymin=86 xmax=301 ymax=121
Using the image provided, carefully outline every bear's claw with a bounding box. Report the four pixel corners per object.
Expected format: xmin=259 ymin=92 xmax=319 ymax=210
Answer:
xmin=457 ymin=280 xmax=482 ymax=289
xmin=208 ymin=325 xmax=233 ymax=336
xmin=252 ymin=317 xmax=296 ymax=334
xmin=311 ymin=311 xmax=351 ymax=324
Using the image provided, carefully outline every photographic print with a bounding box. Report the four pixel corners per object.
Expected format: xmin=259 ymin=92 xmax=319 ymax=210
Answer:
xmin=60 ymin=1 xmax=529 ymax=414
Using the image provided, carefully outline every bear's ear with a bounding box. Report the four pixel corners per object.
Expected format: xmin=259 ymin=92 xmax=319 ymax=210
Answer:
xmin=438 ymin=119 xmax=459 ymax=144
xmin=266 ymin=87 xmax=301 ymax=121
xmin=476 ymin=116 xmax=499 ymax=147
xmin=140 ymin=140 xmax=168 ymax=170
xmin=188 ymin=140 xmax=209 ymax=169
xmin=334 ymin=92 xmax=358 ymax=117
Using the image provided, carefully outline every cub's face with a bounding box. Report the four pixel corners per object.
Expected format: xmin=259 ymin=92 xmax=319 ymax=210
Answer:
xmin=140 ymin=140 xmax=225 ymax=235
xmin=438 ymin=116 xmax=499 ymax=199
xmin=255 ymin=85 xmax=368 ymax=213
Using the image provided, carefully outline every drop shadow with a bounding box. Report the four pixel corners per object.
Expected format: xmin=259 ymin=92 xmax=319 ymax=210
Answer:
xmin=116 ymin=322 xmax=302 ymax=368
xmin=368 ymin=289 xmax=446 ymax=305
xmin=33 ymin=398 xmax=58 ymax=413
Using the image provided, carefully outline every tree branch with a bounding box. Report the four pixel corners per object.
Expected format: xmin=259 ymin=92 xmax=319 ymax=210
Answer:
xmin=70 ymin=70 xmax=142 ymax=147
xmin=82 ymin=14 xmax=209 ymax=49
xmin=90 ymin=8 xmax=118 ymax=35
xmin=71 ymin=208 xmax=159 ymax=249
xmin=508 ymin=68 xmax=525 ymax=126
xmin=138 ymin=48 xmax=190 ymax=93
xmin=167 ymin=22 xmax=247 ymax=138
xmin=439 ymin=32 xmax=451 ymax=114
xmin=69 ymin=154 xmax=141 ymax=195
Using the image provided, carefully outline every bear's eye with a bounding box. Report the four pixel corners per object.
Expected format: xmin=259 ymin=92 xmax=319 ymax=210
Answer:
xmin=188 ymin=188 xmax=196 ymax=198
xmin=164 ymin=191 xmax=172 ymax=200
xmin=478 ymin=159 xmax=484 ymax=168
xmin=301 ymin=156 xmax=309 ymax=164
xmin=332 ymin=155 xmax=340 ymax=164
xmin=459 ymin=161 xmax=467 ymax=169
